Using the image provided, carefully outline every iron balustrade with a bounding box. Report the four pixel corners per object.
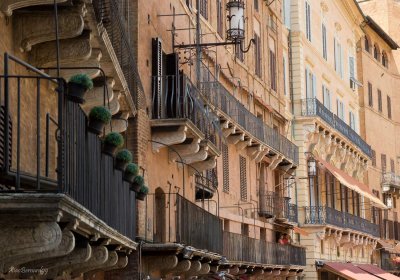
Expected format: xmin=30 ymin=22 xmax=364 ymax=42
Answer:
xmin=301 ymin=98 xmax=372 ymax=157
xmin=92 ymin=0 xmax=144 ymax=102
xmin=151 ymin=74 xmax=220 ymax=148
xmin=304 ymin=206 xmax=380 ymax=237
xmin=260 ymin=191 xmax=298 ymax=222
xmin=288 ymin=203 xmax=298 ymax=223
xmin=0 ymin=53 xmax=136 ymax=240
xmin=223 ymin=232 xmax=306 ymax=266
xmin=381 ymin=251 xmax=400 ymax=272
xmin=145 ymin=193 xmax=223 ymax=254
xmin=202 ymin=80 xmax=299 ymax=165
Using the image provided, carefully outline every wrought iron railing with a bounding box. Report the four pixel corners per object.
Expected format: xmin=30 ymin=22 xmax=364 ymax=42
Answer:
xmin=301 ymin=98 xmax=372 ymax=157
xmin=383 ymin=172 xmax=400 ymax=189
xmin=202 ymin=80 xmax=299 ymax=165
xmin=195 ymin=170 xmax=218 ymax=192
xmin=304 ymin=206 xmax=380 ymax=237
xmin=223 ymin=232 xmax=306 ymax=266
xmin=151 ymin=74 xmax=220 ymax=148
xmin=0 ymin=53 xmax=136 ymax=240
xmin=92 ymin=0 xmax=144 ymax=102
xmin=288 ymin=203 xmax=299 ymax=223
xmin=144 ymin=193 xmax=223 ymax=254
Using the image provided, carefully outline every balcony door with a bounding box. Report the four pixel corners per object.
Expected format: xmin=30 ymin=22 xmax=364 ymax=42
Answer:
xmin=154 ymin=188 xmax=166 ymax=243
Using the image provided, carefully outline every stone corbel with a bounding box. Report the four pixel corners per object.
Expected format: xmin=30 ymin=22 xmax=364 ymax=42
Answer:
xmin=14 ymin=8 xmax=84 ymax=52
xmin=325 ymin=138 xmax=338 ymax=162
xmin=227 ymin=133 xmax=245 ymax=145
xmin=81 ymin=78 xmax=115 ymax=112
xmin=183 ymin=260 xmax=201 ymax=277
xmin=340 ymin=150 xmax=352 ymax=170
xmin=340 ymin=233 xmax=351 ymax=246
xmin=69 ymin=246 xmax=109 ymax=278
xmin=247 ymin=145 xmax=262 ymax=161
xmin=104 ymin=112 xmax=130 ymax=134
xmin=1 ymin=0 xmax=67 ymax=17
xmin=168 ymin=138 xmax=200 ymax=163
xmin=182 ymin=145 xmax=209 ymax=165
xmin=152 ymin=126 xmax=187 ymax=152
xmin=188 ymin=156 xmax=216 ymax=176
xmin=269 ymin=155 xmax=284 ymax=170
xmin=167 ymin=260 xmax=191 ymax=276
xmin=108 ymin=91 xmax=121 ymax=115
xmin=144 ymin=255 xmax=178 ymax=277
xmin=316 ymin=231 xmax=326 ymax=240
xmin=30 ymin=30 xmax=92 ymax=67
xmin=255 ymin=147 xmax=269 ymax=163
xmin=0 ymin=222 xmax=63 ymax=273
xmin=236 ymin=138 xmax=252 ymax=151
xmin=272 ymin=268 xmax=281 ymax=276
xmin=305 ymin=126 xmax=320 ymax=152
xmin=223 ymin=125 xmax=236 ymax=138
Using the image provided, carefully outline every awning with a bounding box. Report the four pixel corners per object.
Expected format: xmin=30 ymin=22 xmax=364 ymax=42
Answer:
xmin=357 ymin=264 xmax=400 ymax=280
xmin=293 ymin=226 xmax=309 ymax=236
xmin=377 ymin=239 xmax=396 ymax=253
xmin=316 ymin=157 xmax=387 ymax=209
xmin=322 ymin=262 xmax=382 ymax=280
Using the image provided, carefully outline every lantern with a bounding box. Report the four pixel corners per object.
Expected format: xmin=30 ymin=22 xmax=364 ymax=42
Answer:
xmin=308 ymin=157 xmax=317 ymax=177
xmin=226 ymin=0 xmax=245 ymax=42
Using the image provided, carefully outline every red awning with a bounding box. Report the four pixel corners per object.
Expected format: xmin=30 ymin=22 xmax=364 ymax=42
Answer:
xmin=357 ymin=264 xmax=400 ymax=280
xmin=316 ymin=157 xmax=387 ymax=208
xmin=323 ymin=262 xmax=382 ymax=280
xmin=293 ymin=226 xmax=309 ymax=236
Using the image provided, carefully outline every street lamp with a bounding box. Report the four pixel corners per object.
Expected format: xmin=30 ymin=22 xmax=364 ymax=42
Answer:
xmin=307 ymin=157 xmax=317 ymax=177
xmin=226 ymin=0 xmax=245 ymax=42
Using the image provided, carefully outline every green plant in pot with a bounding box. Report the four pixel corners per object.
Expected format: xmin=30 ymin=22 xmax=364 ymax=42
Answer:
xmin=67 ymin=74 xmax=94 ymax=103
xmin=136 ymin=185 xmax=149 ymax=201
xmin=130 ymin=175 xmax=144 ymax=193
xmin=115 ymin=149 xmax=132 ymax=171
xmin=88 ymin=106 xmax=111 ymax=135
xmin=102 ymin=132 xmax=123 ymax=156
xmin=123 ymin=163 xmax=139 ymax=183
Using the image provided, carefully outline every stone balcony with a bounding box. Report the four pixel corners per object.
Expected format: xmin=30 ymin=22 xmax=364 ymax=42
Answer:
xmin=382 ymin=172 xmax=400 ymax=195
xmin=299 ymin=98 xmax=370 ymax=180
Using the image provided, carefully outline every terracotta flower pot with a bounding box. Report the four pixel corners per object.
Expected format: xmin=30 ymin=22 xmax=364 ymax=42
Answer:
xmin=67 ymin=82 xmax=87 ymax=104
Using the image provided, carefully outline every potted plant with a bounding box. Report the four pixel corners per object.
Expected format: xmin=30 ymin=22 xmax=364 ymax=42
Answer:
xmin=130 ymin=175 xmax=144 ymax=192
xmin=123 ymin=163 xmax=139 ymax=183
xmin=102 ymin=132 xmax=124 ymax=156
xmin=115 ymin=149 xmax=132 ymax=171
xmin=136 ymin=185 xmax=149 ymax=201
xmin=88 ymin=106 xmax=112 ymax=135
xmin=67 ymin=74 xmax=94 ymax=103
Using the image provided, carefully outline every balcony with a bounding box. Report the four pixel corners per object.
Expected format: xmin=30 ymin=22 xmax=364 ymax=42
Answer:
xmin=382 ymin=172 xmax=400 ymax=194
xmin=202 ymin=80 xmax=299 ymax=169
xmin=151 ymin=74 xmax=220 ymax=176
xmin=301 ymin=98 xmax=372 ymax=158
xmin=304 ymin=206 xmax=380 ymax=237
xmin=195 ymin=168 xmax=218 ymax=200
xmin=223 ymin=232 xmax=306 ymax=267
xmin=0 ymin=55 xmax=136 ymax=275
xmin=381 ymin=252 xmax=400 ymax=274
xmin=259 ymin=191 xmax=298 ymax=223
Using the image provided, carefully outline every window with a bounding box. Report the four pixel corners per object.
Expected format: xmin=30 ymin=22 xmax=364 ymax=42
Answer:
xmin=254 ymin=0 xmax=259 ymax=11
xmin=374 ymin=44 xmax=380 ymax=61
xmin=391 ymin=159 xmax=395 ymax=173
xmin=349 ymin=111 xmax=356 ymax=130
xmin=199 ymin=0 xmax=208 ymax=19
xmin=349 ymin=56 xmax=356 ymax=89
xmin=387 ymin=96 xmax=392 ymax=119
xmin=365 ymin=36 xmax=370 ymax=53
xmin=372 ymin=150 xmax=376 ymax=167
xmin=382 ymin=154 xmax=387 ymax=173
xmin=382 ymin=51 xmax=388 ymax=68
xmin=336 ymin=99 xmax=345 ymax=120
xmin=236 ymin=45 xmax=244 ymax=62
xmin=186 ymin=0 xmax=192 ymax=8
xmin=269 ymin=39 xmax=277 ymax=90
xmin=378 ymin=89 xmax=382 ymax=112
xmin=305 ymin=1 xmax=311 ymax=41
xmin=216 ymin=0 xmax=223 ymax=37
xmin=368 ymin=82 xmax=373 ymax=107
xmin=283 ymin=56 xmax=288 ymax=96
xmin=322 ymin=85 xmax=331 ymax=110
xmin=222 ymin=143 xmax=229 ymax=193
xmin=334 ymin=38 xmax=343 ymax=78
xmin=322 ymin=23 xmax=327 ymax=60
xmin=305 ymin=67 xmax=316 ymax=99
xmin=240 ymin=156 xmax=247 ymax=201
xmin=255 ymin=33 xmax=262 ymax=77
xmin=283 ymin=0 xmax=291 ymax=28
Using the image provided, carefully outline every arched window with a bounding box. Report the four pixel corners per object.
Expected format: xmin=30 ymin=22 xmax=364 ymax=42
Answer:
xmin=374 ymin=44 xmax=380 ymax=61
xmin=382 ymin=51 xmax=389 ymax=68
xmin=364 ymin=36 xmax=371 ymax=53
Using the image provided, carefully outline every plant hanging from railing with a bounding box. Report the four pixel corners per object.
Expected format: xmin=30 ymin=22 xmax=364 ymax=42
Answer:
xmin=88 ymin=106 xmax=112 ymax=135
xmin=123 ymin=163 xmax=139 ymax=183
xmin=136 ymin=185 xmax=149 ymax=201
xmin=102 ymin=132 xmax=124 ymax=156
xmin=67 ymin=74 xmax=94 ymax=104
xmin=131 ymin=175 xmax=144 ymax=193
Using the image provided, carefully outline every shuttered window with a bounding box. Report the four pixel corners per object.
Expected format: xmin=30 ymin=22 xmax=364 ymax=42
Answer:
xmin=368 ymin=82 xmax=373 ymax=107
xmin=334 ymin=38 xmax=343 ymax=78
xmin=322 ymin=23 xmax=327 ymax=60
xmin=322 ymin=85 xmax=331 ymax=110
xmin=222 ymin=143 xmax=229 ymax=193
xmin=349 ymin=111 xmax=356 ymax=130
xmin=378 ymin=89 xmax=382 ymax=112
xmin=336 ymin=99 xmax=344 ymax=120
xmin=382 ymin=154 xmax=387 ymax=173
xmin=270 ymin=48 xmax=276 ymax=90
xmin=388 ymin=95 xmax=392 ymax=119
xmin=217 ymin=0 xmax=223 ymax=37
xmin=255 ymin=33 xmax=262 ymax=77
xmin=305 ymin=1 xmax=311 ymax=41
xmin=199 ymin=0 xmax=208 ymax=19
xmin=240 ymin=156 xmax=247 ymax=201
xmin=305 ymin=67 xmax=316 ymax=99
xmin=391 ymin=159 xmax=395 ymax=173
xmin=372 ymin=150 xmax=376 ymax=167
